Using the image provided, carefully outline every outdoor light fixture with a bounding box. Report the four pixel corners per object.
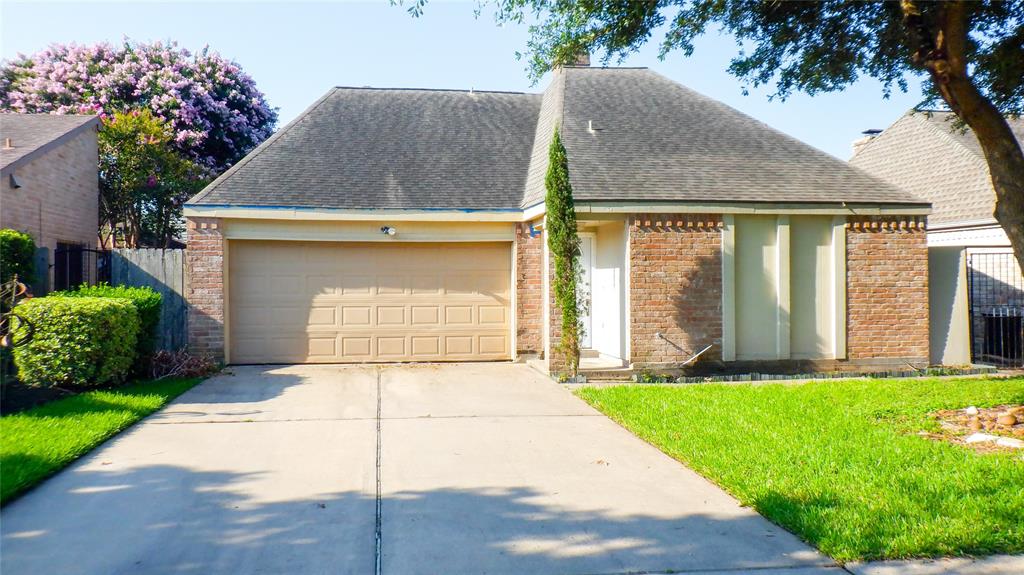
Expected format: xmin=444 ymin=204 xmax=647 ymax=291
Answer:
xmin=380 ymin=226 xmax=397 ymax=236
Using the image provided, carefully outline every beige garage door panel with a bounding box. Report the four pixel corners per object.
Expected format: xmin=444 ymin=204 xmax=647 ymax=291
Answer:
xmin=229 ymin=241 xmax=511 ymax=363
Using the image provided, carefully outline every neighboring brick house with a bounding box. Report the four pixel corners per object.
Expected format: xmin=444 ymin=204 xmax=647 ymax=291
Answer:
xmin=183 ymin=66 xmax=930 ymax=374
xmin=851 ymin=111 xmax=1024 ymax=367
xmin=1 ymin=114 xmax=100 ymax=291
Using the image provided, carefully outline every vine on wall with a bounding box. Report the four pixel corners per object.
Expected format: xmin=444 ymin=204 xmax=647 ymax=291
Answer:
xmin=545 ymin=127 xmax=583 ymax=376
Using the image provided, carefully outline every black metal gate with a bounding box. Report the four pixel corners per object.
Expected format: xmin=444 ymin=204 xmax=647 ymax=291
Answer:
xmin=53 ymin=244 xmax=111 ymax=292
xmin=967 ymin=252 xmax=1024 ymax=367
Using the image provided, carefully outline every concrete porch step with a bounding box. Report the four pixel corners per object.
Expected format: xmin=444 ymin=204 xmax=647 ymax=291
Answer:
xmin=579 ymin=367 xmax=634 ymax=381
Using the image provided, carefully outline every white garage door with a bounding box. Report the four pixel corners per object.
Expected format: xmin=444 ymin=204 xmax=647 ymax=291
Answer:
xmin=228 ymin=241 xmax=512 ymax=364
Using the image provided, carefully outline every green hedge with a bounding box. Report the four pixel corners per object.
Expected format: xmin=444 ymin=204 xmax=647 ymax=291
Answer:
xmin=0 ymin=229 xmax=36 ymax=285
xmin=53 ymin=284 xmax=162 ymax=359
xmin=12 ymin=297 xmax=140 ymax=387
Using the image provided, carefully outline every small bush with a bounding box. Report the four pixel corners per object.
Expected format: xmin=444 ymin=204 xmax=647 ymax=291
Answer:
xmin=54 ymin=284 xmax=162 ymax=359
xmin=0 ymin=229 xmax=36 ymax=285
xmin=12 ymin=297 xmax=140 ymax=387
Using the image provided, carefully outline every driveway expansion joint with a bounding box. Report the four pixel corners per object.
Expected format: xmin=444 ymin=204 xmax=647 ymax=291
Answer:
xmin=374 ymin=367 xmax=383 ymax=575
xmin=571 ymin=564 xmax=847 ymax=575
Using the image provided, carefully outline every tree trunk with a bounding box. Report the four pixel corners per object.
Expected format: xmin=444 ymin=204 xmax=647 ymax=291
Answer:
xmin=903 ymin=0 xmax=1024 ymax=271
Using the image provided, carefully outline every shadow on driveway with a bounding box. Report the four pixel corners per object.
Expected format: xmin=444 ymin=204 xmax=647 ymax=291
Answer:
xmin=3 ymin=462 xmax=833 ymax=575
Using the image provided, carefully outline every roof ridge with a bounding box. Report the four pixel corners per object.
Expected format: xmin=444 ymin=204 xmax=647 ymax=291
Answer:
xmin=332 ymin=85 xmax=536 ymax=96
xmin=560 ymin=65 xmax=649 ymax=70
xmin=187 ymin=88 xmax=339 ymax=204
xmin=0 ymin=112 xmax=99 ymax=119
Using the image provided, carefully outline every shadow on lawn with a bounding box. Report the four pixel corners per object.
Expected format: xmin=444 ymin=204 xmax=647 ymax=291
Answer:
xmin=1 ymin=463 xmax=827 ymax=575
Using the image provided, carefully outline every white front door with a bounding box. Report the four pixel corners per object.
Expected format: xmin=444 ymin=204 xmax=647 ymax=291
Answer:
xmin=578 ymin=235 xmax=594 ymax=349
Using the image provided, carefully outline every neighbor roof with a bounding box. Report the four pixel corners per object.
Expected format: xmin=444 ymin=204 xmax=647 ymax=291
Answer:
xmin=850 ymin=111 xmax=1023 ymax=226
xmin=915 ymin=111 xmax=1024 ymax=161
xmin=189 ymin=68 xmax=925 ymax=211
xmin=0 ymin=113 xmax=99 ymax=172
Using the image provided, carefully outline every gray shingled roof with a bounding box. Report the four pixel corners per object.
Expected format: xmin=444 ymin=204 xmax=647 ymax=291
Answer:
xmin=189 ymin=88 xmax=541 ymax=210
xmin=0 ymin=113 xmax=99 ymax=171
xmin=190 ymin=68 xmax=925 ymax=210
xmin=850 ymin=111 xmax=1023 ymax=226
xmin=552 ymin=67 xmax=922 ymax=206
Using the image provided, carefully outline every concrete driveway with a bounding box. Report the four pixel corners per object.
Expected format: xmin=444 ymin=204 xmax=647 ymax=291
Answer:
xmin=1 ymin=364 xmax=839 ymax=575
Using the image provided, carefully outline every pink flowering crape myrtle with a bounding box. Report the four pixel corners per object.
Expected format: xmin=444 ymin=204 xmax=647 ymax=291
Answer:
xmin=0 ymin=40 xmax=277 ymax=171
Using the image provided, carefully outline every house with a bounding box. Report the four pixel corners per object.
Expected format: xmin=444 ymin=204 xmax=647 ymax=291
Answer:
xmin=1 ymin=113 xmax=100 ymax=292
xmin=851 ymin=111 xmax=1024 ymax=367
xmin=183 ymin=66 xmax=931 ymax=375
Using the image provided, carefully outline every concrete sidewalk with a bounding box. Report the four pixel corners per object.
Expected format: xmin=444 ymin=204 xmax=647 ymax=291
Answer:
xmin=848 ymin=555 xmax=1024 ymax=575
xmin=12 ymin=363 xmax=1013 ymax=574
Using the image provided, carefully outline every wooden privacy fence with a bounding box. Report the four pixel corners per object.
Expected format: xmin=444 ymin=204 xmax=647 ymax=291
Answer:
xmin=110 ymin=249 xmax=186 ymax=351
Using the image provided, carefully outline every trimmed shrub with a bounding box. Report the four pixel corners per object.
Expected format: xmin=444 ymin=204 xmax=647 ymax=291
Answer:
xmin=11 ymin=297 xmax=140 ymax=387
xmin=53 ymin=284 xmax=162 ymax=359
xmin=0 ymin=229 xmax=36 ymax=285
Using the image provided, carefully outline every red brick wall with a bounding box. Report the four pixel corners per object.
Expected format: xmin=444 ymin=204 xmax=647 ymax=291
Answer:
xmin=546 ymin=240 xmax=567 ymax=375
xmin=515 ymin=222 xmax=544 ymax=356
xmin=186 ymin=217 xmax=225 ymax=361
xmin=629 ymin=215 xmax=723 ymax=366
xmin=846 ymin=216 xmax=929 ymax=362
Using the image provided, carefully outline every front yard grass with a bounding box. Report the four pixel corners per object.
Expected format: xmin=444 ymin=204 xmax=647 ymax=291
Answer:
xmin=1 ymin=377 xmax=201 ymax=505
xmin=576 ymin=376 xmax=1024 ymax=562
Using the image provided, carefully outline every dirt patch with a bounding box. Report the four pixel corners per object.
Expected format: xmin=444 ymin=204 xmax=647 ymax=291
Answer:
xmin=925 ymin=405 xmax=1024 ymax=453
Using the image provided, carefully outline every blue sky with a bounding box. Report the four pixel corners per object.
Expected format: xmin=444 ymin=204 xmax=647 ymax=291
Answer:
xmin=2 ymin=1 xmax=930 ymax=159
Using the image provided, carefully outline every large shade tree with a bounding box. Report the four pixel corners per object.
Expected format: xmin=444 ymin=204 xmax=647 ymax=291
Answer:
xmin=407 ymin=0 xmax=1024 ymax=269
xmin=0 ymin=40 xmax=277 ymax=171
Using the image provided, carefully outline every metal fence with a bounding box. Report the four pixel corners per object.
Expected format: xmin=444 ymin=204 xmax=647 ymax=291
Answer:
xmin=967 ymin=252 xmax=1024 ymax=367
xmin=52 ymin=244 xmax=111 ymax=291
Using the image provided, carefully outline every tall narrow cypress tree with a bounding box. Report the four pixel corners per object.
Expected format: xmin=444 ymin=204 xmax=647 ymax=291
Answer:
xmin=545 ymin=127 xmax=581 ymax=376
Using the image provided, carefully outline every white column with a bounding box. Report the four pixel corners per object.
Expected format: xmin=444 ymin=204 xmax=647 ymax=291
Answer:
xmin=776 ymin=215 xmax=791 ymax=360
xmin=721 ymin=215 xmax=736 ymax=361
xmin=831 ymin=215 xmax=847 ymax=359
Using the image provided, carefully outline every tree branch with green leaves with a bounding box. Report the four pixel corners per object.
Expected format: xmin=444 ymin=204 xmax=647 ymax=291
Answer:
xmin=404 ymin=0 xmax=1024 ymax=269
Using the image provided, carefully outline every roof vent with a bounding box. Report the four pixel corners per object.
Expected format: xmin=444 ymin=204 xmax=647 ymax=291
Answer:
xmin=2 ymin=137 xmax=13 ymax=150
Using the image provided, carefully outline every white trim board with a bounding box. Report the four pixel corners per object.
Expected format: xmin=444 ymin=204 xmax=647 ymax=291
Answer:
xmin=184 ymin=201 xmax=927 ymax=223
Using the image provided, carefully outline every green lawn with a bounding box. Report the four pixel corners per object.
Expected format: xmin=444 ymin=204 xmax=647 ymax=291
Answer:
xmin=576 ymin=376 xmax=1024 ymax=562
xmin=1 ymin=377 xmax=201 ymax=505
